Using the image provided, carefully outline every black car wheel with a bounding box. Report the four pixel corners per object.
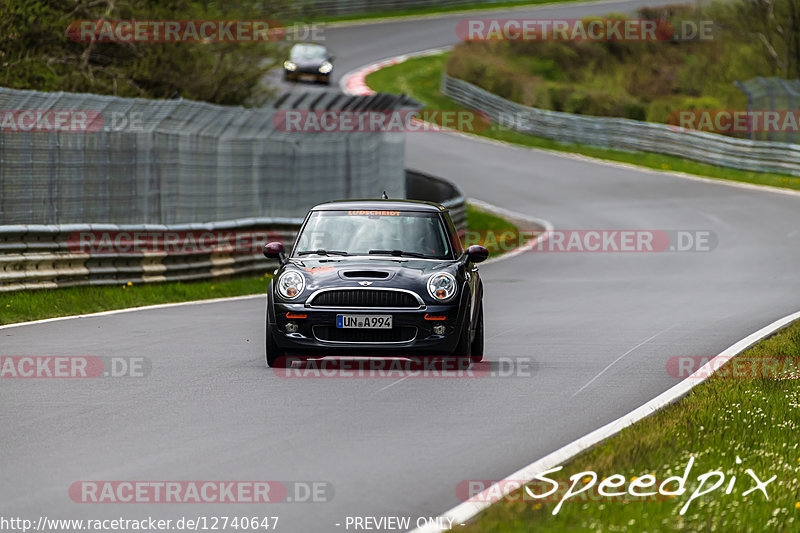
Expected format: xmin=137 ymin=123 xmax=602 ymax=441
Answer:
xmin=470 ymin=301 xmax=484 ymax=363
xmin=452 ymin=311 xmax=472 ymax=359
xmin=265 ymin=320 xmax=287 ymax=368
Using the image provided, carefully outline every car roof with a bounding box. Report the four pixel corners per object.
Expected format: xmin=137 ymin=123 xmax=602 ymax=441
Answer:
xmin=310 ymin=199 xmax=446 ymax=212
xmin=291 ymin=42 xmax=327 ymax=51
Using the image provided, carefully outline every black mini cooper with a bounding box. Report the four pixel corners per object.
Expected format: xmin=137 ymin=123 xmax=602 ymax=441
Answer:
xmin=262 ymin=199 xmax=489 ymax=367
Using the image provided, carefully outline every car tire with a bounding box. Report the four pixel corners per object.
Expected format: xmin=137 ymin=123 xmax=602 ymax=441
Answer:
xmin=265 ymin=322 xmax=287 ymax=368
xmin=452 ymin=312 xmax=472 ymax=359
xmin=470 ymin=301 xmax=484 ymax=363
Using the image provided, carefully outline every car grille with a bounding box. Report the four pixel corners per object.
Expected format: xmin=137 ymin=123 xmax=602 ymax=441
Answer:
xmin=341 ymin=270 xmax=390 ymax=279
xmin=308 ymin=289 xmax=421 ymax=308
xmin=313 ymin=325 xmax=417 ymax=343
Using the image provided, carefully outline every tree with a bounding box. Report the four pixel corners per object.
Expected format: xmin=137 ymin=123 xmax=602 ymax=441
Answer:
xmin=0 ymin=0 xmax=298 ymax=105
xmin=739 ymin=0 xmax=800 ymax=78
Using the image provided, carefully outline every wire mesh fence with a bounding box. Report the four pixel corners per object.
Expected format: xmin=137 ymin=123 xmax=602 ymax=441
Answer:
xmin=735 ymin=77 xmax=800 ymax=143
xmin=0 ymin=86 xmax=480 ymax=291
xmin=0 ymin=87 xmax=418 ymax=226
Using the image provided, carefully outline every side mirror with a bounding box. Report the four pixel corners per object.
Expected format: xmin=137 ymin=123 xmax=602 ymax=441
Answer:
xmin=263 ymin=242 xmax=286 ymax=264
xmin=466 ymin=244 xmax=489 ymax=264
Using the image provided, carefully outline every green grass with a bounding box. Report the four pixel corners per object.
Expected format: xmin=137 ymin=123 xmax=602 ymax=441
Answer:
xmin=466 ymin=204 xmax=517 ymax=234
xmin=366 ymin=53 xmax=800 ymax=192
xmin=315 ymin=0 xmax=582 ymax=24
xmin=465 ymin=203 xmax=533 ymax=255
xmin=459 ymin=320 xmax=800 ymax=531
xmin=0 ymin=275 xmax=272 ymax=326
xmin=0 ymin=203 xmax=517 ymax=325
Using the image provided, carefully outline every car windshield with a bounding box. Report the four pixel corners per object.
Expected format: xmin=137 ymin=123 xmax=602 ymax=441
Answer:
xmin=290 ymin=44 xmax=327 ymax=61
xmin=293 ymin=210 xmax=453 ymax=259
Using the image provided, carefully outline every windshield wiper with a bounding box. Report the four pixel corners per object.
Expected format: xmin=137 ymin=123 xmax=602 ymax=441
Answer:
xmin=368 ymin=249 xmax=426 ymax=258
xmin=297 ymin=249 xmax=349 ymax=256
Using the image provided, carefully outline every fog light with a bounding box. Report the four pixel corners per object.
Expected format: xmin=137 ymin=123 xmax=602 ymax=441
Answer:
xmin=433 ymin=324 xmax=446 ymax=335
xmin=285 ymin=322 xmax=299 ymax=333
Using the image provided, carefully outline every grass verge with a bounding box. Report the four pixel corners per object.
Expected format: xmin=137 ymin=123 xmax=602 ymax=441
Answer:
xmin=0 ymin=203 xmax=517 ymax=326
xmin=466 ymin=203 xmax=517 ymax=234
xmin=366 ymin=53 xmax=800 ymax=192
xmin=0 ymin=275 xmax=272 ymax=326
xmin=458 ymin=320 xmax=800 ymax=531
xmin=465 ymin=202 xmax=532 ymax=255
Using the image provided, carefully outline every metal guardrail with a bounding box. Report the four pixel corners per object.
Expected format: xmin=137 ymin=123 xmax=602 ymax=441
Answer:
xmin=0 ymin=172 xmax=467 ymax=292
xmin=0 ymin=219 xmax=298 ymax=292
xmin=442 ymin=74 xmax=800 ymax=176
xmin=406 ymin=168 xmax=466 ymax=230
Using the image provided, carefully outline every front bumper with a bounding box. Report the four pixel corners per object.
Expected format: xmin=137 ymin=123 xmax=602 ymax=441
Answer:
xmin=284 ymin=69 xmax=330 ymax=82
xmin=268 ymin=292 xmax=468 ymax=356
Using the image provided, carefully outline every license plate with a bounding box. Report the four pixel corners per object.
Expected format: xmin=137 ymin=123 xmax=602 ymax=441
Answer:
xmin=336 ymin=314 xmax=392 ymax=329
xmin=301 ymin=74 xmax=317 ymax=81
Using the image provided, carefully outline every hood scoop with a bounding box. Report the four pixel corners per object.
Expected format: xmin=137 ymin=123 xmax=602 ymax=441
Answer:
xmin=340 ymin=270 xmax=391 ymax=280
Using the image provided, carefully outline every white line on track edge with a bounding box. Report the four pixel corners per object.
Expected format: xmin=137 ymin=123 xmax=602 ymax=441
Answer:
xmin=0 ymin=294 xmax=264 ymax=331
xmin=466 ymin=197 xmax=553 ymax=265
xmin=409 ymin=309 xmax=800 ymax=532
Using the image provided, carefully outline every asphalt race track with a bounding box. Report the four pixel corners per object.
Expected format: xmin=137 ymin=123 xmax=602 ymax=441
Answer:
xmin=3 ymin=1 xmax=800 ymax=531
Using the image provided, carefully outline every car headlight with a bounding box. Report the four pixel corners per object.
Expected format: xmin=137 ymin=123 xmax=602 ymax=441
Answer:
xmin=284 ymin=61 xmax=297 ymax=71
xmin=318 ymin=62 xmax=333 ymax=74
xmin=277 ymin=271 xmax=305 ymax=300
xmin=427 ymin=272 xmax=457 ymax=302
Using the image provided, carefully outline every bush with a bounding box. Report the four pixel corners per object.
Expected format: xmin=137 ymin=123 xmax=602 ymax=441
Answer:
xmin=622 ymin=101 xmax=648 ymax=121
xmin=0 ymin=0 xmax=299 ymax=106
xmin=527 ymin=58 xmax=563 ymax=81
xmin=676 ymin=96 xmax=725 ymax=111
xmin=444 ymin=0 xmax=798 ymax=133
